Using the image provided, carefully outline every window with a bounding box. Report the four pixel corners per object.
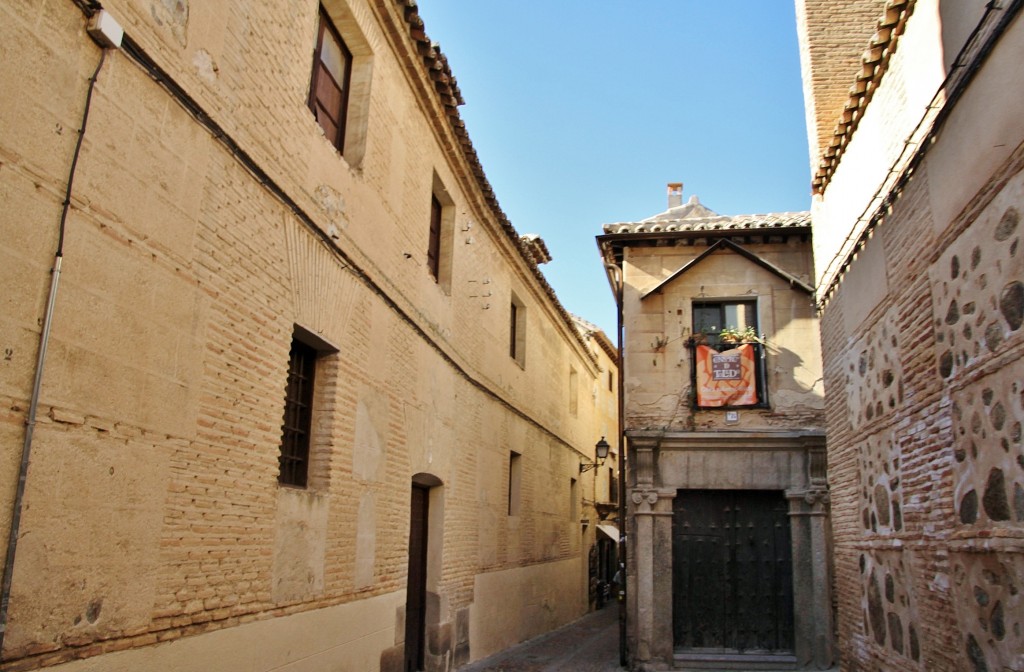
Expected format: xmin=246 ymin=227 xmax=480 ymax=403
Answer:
xmin=692 ymin=299 xmax=758 ymax=348
xmin=508 ymin=451 xmax=522 ymax=516
xmin=569 ymin=367 xmax=579 ymax=416
xmin=510 ymin=293 xmax=526 ymax=366
xmin=279 ymin=326 xmax=337 ymax=487
xmin=608 ymin=369 xmax=615 ymax=392
xmin=279 ymin=340 xmax=317 ymax=486
xmin=608 ymin=466 xmax=617 ymax=503
xmin=427 ymin=173 xmax=455 ymax=291
xmin=570 ymin=478 xmax=578 ymax=521
xmin=427 ymin=194 xmax=442 ymax=281
xmin=308 ymin=5 xmax=353 ymax=152
xmin=690 ymin=299 xmax=767 ymax=408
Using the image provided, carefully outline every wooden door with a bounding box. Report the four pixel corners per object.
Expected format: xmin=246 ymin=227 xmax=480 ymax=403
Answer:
xmin=405 ymin=485 xmax=430 ymax=672
xmin=672 ymin=490 xmax=794 ymax=653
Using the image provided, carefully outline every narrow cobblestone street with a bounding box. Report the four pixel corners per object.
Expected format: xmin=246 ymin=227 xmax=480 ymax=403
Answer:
xmin=458 ymin=606 xmax=624 ymax=672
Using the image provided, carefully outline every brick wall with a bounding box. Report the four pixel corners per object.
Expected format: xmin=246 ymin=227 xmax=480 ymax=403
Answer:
xmin=794 ymin=0 xmax=889 ymax=166
xmin=0 ymin=1 xmax=617 ymax=670
xmin=806 ymin=3 xmax=1024 ymax=669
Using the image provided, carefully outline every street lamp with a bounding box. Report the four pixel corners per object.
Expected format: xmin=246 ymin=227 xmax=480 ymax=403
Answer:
xmin=580 ymin=437 xmax=611 ymax=473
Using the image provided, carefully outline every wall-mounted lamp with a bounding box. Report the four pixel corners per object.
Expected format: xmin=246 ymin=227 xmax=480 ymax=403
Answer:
xmin=580 ymin=437 xmax=611 ymax=473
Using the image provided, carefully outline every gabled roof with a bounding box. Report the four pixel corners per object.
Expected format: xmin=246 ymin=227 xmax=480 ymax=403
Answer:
xmin=641 ymin=238 xmax=815 ymax=299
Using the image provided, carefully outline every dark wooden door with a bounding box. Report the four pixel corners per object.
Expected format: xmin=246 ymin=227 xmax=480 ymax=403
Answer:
xmin=405 ymin=485 xmax=430 ymax=672
xmin=672 ymin=490 xmax=794 ymax=653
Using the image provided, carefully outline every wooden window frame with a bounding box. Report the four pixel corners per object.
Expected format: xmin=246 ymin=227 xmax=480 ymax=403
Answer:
xmin=308 ymin=5 xmax=353 ymax=153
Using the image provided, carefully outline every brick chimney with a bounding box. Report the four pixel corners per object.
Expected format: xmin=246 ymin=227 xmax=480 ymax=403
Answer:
xmin=667 ymin=182 xmax=683 ymax=209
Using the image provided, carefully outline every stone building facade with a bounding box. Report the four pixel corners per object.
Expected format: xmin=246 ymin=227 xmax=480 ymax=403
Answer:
xmin=597 ymin=187 xmax=830 ymax=671
xmin=795 ymin=0 xmax=1024 ymax=670
xmin=0 ymin=1 xmax=617 ymax=670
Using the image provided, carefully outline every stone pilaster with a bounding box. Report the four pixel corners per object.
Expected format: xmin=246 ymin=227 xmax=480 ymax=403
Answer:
xmin=787 ymin=486 xmax=834 ymax=670
xmin=626 ymin=433 xmax=674 ymax=670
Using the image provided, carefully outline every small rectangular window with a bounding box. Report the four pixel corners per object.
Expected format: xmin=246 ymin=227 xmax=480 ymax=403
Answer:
xmin=509 ymin=302 xmax=518 ymax=358
xmin=569 ymin=367 xmax=579 ymax=416
xmin=570 ymin=478 xmax=578 ymax=521
xmin=427 ymin=173 xmax=455 ymax=292
xmin=427 ymin=193 xmax=442 ymax=281
xmin=508 ymin=451 xmax=522 ymax=516
xmin=510 ymin=293 xmax=526 ymax=366
xmin=308 ymin=5 xmax=353 ymax=152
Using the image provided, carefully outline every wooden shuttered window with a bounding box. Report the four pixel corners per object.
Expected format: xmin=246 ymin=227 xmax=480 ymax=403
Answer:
xmin=308 ymin=6 xmax=353 ymax=152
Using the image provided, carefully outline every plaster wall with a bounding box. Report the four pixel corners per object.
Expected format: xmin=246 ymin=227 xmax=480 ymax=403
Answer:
xmin=0 ymin=0 xmax=614 ymax=669
xmin=808 ymin=0 xmax=946 ymax=291
xmin=620 ymin=242 xmax=823 ymax=433
xmin=468 ymin=557 xmax=584 ymax=663
xmin=23 ymin=591 xmax=404 ymax=672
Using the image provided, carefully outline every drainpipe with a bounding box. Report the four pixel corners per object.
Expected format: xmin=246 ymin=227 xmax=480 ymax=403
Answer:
xmin=604 ymin=262 xmax=627 ymax=668
xmin=0 ymin=31 xmax=113 ymax=656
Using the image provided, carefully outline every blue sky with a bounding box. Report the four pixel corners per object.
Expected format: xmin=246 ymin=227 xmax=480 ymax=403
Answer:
xmin=415 ymin=2 xmax=812 ymax=336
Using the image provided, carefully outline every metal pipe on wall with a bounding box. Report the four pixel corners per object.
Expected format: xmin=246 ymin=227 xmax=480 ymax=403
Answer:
xmin=604 ymin=262 xmax=627 ymax=668
xmin=0 ymin=46 xmax=109 ymax=658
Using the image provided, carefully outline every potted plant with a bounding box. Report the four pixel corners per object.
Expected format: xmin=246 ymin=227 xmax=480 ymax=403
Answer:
xmin=719 ymin=325 xmax=761 ymax=345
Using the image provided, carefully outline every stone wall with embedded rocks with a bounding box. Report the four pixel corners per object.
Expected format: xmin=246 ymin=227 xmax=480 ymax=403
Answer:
xmin=821 ymin=141 xmax=1024 ymax=672
xmin=808 ymin=5 xmax=1024 ymax=668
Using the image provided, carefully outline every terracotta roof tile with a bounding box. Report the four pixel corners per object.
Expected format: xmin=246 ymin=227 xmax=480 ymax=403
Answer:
xmin=393 ymin=1 xmax=595 ymax=361
xmin=603 ymin=211 xmax=810 ymax=235
xmin=812 ymin=0 xmax=916 ymax=194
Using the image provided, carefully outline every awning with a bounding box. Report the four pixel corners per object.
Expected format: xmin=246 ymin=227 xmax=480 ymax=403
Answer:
xmin=596 ymin=523 xmax=619 ymax=542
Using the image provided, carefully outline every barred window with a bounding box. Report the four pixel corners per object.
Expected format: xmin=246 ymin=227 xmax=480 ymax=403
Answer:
xmin=279 ymin=339 xmax=317 ymax=487
xmin=279 ymin=327 xmax=337 ymax=487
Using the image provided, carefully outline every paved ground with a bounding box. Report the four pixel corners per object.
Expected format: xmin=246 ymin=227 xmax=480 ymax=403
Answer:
xmin=458 ymin=606 xmax=625 ymax=672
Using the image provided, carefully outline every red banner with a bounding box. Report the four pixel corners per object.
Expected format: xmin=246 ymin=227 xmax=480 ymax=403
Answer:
xmin=695 ymin=344 xmax=758 ymax=407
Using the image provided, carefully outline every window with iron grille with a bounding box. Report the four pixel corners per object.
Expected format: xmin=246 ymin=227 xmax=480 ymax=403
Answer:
xmin=279 ymin=327 xmax=337 ymax=487
xmin=279 ymin=340 xmax=317 ymax=487
xmin=308 ymin=5 xmax=353 ymax=152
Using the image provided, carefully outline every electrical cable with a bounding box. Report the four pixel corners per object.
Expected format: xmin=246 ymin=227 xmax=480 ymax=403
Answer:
xmin=0 ymin=47 xmax=109 ymax=660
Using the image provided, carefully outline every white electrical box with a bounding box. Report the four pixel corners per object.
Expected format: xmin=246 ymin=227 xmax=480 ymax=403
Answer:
xmin=87 ymin=10 xmax=124 ymax=49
